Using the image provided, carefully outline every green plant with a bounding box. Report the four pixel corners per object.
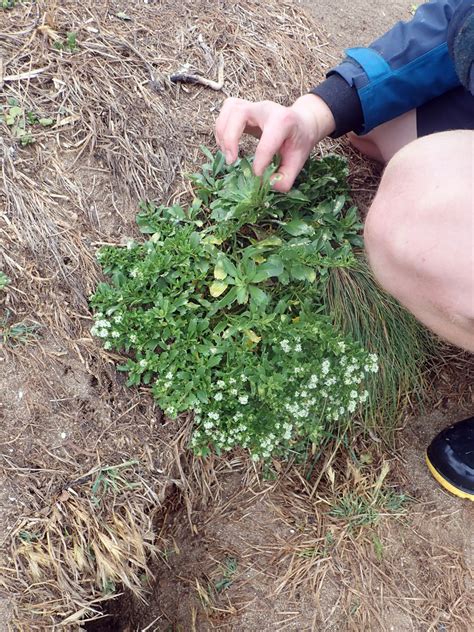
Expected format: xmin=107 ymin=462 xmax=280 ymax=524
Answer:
xmin=329 ymin=488 xmax=410 ymax=530
xmin=324 ymin=258 xmax=437 ymax=430
xmin=1 ymin=0 xmax=18 ymax=9
xmin=1 ymin=311 xmax=40 ymax=345
xmin=0 ymin=271 xmax=10 ymax=290
xmin=0 ymin=98 xmax=55 ymax=146
xmin=91 ymin=150 xmax=378 ymax=460
xmin=90 ymin=460 xmax=141 ymax=506
xmin=213 ymin=557 xmax=238 ymax=593
xmin=53 ymin=32 xmax=78 ymax=52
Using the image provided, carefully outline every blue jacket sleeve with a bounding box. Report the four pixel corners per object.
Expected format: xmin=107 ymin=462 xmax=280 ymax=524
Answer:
xmin=314 ymin=0 xmax=466 ymax=135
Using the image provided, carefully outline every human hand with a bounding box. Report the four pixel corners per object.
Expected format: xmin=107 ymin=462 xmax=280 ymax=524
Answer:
xmin=215 ymin=94 xmax=335 ymax=192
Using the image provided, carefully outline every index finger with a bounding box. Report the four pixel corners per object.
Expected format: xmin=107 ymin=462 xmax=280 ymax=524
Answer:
xmin=215 ymin=98 xmax=249 ymax=164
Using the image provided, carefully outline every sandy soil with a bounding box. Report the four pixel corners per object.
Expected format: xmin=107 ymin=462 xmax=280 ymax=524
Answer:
xmin=111 ymin=2 xmax=474 ymax=629
xmin=1 ymin=1 xmax=473 ymax=631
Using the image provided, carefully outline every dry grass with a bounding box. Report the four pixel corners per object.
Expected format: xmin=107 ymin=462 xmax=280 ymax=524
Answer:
xmin=267 ymin=454 xmax=473 ymax=631
xmin=0 ymin=0 xmax=334 ymax=627
xmin=124 ymin=445 xmax=472 ymax=631
xmin=8 ymin=462 xmax=159 ymax=625
xmin=1 ymin=1 xmax=472 ymax=630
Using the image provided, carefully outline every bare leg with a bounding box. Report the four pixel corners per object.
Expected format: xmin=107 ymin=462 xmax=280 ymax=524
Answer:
xmin=348 ymin=110 xmax=417 ymax=164
xmin=364 ymin=130 xmax=474 ymax=351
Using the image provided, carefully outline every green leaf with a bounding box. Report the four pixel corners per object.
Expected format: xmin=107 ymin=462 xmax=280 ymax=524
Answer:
xmin=289 ymin=263 xmax=316 ymax=282
xmin=252 ymin=236 xmax=282 ymax=249
xmin=248 ymin=285 xmax=269 ymax=307
xmin=0 ymin=271 xmax=10 ymax=290
xmin=252 ymin=256 xmax=284 ymax=282
xmin=39 ymin=117 xmax=54 ymax=127
xmin=283 ymin=219 xmax=315 ymax=237
xmin=236 ymin=286 xmax=249 ymax=304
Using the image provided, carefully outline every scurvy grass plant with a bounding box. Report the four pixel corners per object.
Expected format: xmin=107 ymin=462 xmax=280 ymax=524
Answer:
xmin=90 ymin=150 xmax=378 ymax=460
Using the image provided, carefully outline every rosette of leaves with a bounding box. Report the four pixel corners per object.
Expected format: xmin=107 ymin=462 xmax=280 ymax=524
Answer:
xmin=90 ymin=150 xmax=375 ymax=460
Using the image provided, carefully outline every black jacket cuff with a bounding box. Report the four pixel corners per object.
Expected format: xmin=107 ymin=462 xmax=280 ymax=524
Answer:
xmin=311 ymin=74 xmax=363 ymax=138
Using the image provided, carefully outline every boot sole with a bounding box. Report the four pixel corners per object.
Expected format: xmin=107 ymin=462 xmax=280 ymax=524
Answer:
xmin=426 ymin=453 xmax=474 ymax=501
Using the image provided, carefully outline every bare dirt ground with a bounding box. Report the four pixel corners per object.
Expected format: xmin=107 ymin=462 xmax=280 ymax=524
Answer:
xmin=1 ymin=1 xmax=473 ymax=631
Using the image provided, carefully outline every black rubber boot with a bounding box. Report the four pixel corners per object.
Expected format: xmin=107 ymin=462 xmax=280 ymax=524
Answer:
xmin=426 ymin=416 xmax=474 ymax=501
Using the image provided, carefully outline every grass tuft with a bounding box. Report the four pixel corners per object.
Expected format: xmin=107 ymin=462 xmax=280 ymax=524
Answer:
xmin=5 ymin=461 xmax=162 ymax=626
xmin=323 ymin=255 xmax=439 ymax=433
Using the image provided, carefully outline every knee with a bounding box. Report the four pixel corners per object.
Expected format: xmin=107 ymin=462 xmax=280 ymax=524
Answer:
xmin=364 ymin=148 xmax=417 ymax=289
xmin=364 ymin=141 xmax=472 ymax=322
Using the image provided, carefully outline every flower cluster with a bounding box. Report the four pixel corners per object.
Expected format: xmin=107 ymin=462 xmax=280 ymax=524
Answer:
xmin=90 ymin=151 xmax=377 ymax=461
xmin=188 ymin=319 xmax=377 ymax=460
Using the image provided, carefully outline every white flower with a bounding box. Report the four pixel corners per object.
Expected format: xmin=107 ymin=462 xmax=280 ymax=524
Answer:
xmin=214 ymin=392 xmax=223 ymax=401
xmin=294 ymin=343 xmax=302 ymax=352
xmin=139 ymin=359 xmax=147 ymax=368
xmin=166 ymin=407 xmax=176 ymax=417
xmin=96 ymin=319 xmax=111 ymax=329
xmin=126 ymin=240 xmax=135 ymax=250
xmin=113 ymin=314 xmax=123 ymax=324
xmin=280 ymin=339 xmax=291 ymax=353
xmin=210 ymin=347 xmax=217 ymax=355
xmin=208 ymin=411 xmax=220 ymax=421
xmin=337 ymin=342 xmax=346 ymax=352
xmin=350 ymin=390 xmax=358 ymax=399
xmin=216 ymin=380 xmax=226 ymax=389
xmin=239 ymin=395 xmax=249 ymax=405
xmin=347 ymin=400 xmax=357 ymax=413
xmin=360 ymin=390 xmax=369 ymax=403
xmin=230 ymin=388 xmax=238 ymax=396
xmin=166 ymin=371 xmax=173 ymax=380
xmin=308 ymin=374 xmax=318 ymax=388
xmin=111 ymin=330 xmax=120 ymax=338
xmin=98 ymin=329 xmax=109 ymax=338
xmin=130 ymin=333 xmax=138 ymax=343
xmin=104 ymin=341 xmax=111 ymax=350
xmin=130 ymin=268 xmax=139 ymax=278
xmin=229 ymin=378 xmax=236 ymax=385
xmin=321 ymin=359 xmax=330 ymax=375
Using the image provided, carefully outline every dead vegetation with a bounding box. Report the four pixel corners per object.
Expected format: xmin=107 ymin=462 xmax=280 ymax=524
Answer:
xmin=0 ymin=0 xmax=333 ymax=627
xmin=0 ymin=0 xmax=472 ymax=630
xmin=114 ymin=440 xmax=472 ymax=631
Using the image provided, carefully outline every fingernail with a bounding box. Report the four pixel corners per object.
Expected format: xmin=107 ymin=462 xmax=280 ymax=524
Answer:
xmin=225 ymin=151 xmax=233 ymax=164
xmin=270 ymin=174 xmax=283 ymax=184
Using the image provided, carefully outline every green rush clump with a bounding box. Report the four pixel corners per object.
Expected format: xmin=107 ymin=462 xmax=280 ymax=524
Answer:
xmin=90 ymin=149 xmax=379 ymax=460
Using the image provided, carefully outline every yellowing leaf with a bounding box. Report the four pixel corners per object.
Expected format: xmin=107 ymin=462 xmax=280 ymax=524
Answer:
xmin=244 ymin=329 xmax=261 ymax=344
xmin=209 ymin=281 xmax=228 ymax=297
xmin=214 ymin=261 xmax=227 ymax=280
xmin=203 ymin=235 xmax=223 ymax=245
